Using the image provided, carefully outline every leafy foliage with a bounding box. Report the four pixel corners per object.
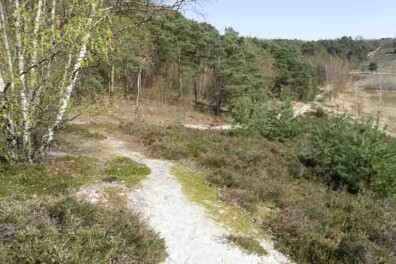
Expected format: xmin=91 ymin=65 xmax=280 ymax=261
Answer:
xmin=271 ymin=42 xmax=318 ymax=101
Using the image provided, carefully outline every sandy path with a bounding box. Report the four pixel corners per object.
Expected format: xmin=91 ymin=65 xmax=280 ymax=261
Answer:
xmin=106 ymin=136 xmax=291 ymax=264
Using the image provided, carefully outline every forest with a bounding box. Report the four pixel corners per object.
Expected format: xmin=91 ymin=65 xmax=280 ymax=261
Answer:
xmin=0 ymin=1 xmax=395 ymax=264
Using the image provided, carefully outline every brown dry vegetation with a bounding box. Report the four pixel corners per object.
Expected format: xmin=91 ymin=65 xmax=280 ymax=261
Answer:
xmin=2 ymin=94 xmax=396 ymax=263
xmin=325 ymin=75 xmax=396 ymax=135
xmin=114 ymin=115 xmax=396 ymax=264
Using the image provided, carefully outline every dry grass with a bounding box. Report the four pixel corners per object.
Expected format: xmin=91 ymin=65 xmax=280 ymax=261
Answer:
xmin=325 ymin=76 xmax=396 ymax=134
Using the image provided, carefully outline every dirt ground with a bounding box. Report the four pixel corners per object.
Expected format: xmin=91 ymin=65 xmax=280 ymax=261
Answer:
xmin=323 ymin=74 xmax=396 ymax=134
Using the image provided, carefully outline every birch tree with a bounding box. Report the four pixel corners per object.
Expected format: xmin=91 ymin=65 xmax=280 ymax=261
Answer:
xmin=0 ymin=0 xmax=193 ymax=162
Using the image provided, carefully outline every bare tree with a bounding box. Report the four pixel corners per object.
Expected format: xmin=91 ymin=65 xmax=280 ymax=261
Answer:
xmin=325 ymin=57 xmax=350 ymax=100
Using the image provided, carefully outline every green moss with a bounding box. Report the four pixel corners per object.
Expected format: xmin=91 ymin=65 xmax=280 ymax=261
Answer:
xmin=226 ymin=235 xmax=268 ymax=256
xmin=104 ymin=157 xmax=151 ymax=188
xmin=172 ymin=164 xmax=265 ymax=240
xmin=0 ymin=156 xmax=97 ymax=197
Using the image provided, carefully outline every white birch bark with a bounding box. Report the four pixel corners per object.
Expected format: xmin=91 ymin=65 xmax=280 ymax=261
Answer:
xmin=0 ymin=71 xmax=4 ymax=93
xmin=44 ymin=1 xmax=98 ymax=146
xmin=30 ymin=0 xmax=44 ymax=96
xmin=15 ymin=0 xmax=26 ymax=88
xmin=51 ymin=0 xmax=57 ymax=28
xmin=45 ymin=0 xmax=56 ymax=78
xmin=0 ymin=1 xmax=14 ymax=90
xmin=15 ymin=0 xmax=31 ymax=154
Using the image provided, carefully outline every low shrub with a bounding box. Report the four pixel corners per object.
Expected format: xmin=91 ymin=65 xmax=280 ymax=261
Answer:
xmin=120 ymin=122 xmax=396 ymax=264
xmin=300 ymin=115 xmax=396 ymax=198
xmin=0 ymin=197 xmax=167 ymax=264
xmin=232 ymin=100 xmax=305 ymax=141
xmin=0 ymin=156 xmax=97 ymax=197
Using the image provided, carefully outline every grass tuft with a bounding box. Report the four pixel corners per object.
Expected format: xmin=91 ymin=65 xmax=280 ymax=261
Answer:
xmin=226 ymin=235 xmax=268 ymax=256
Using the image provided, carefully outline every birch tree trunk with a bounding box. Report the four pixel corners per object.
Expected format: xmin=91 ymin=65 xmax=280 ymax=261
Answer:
xmin=0 ymin=0 xmax=192 ymax=162
xmin=0 ymin=0 xmax=103 ymax=162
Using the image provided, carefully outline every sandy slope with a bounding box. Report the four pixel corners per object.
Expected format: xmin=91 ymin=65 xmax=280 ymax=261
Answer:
xmin=105 ymin=136 xmax=292 ymax=264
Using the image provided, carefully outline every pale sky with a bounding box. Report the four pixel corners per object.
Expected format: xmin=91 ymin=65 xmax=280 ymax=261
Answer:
xmin=184 ymin=0 xmax=396 ymax=40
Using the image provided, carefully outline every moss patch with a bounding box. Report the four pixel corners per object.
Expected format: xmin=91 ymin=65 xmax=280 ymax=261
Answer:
xmin=104 ymin=157 xmax=151 ymax=188
xmin=0 ymin=156 xmax=97 ymax=197
xmin=172 ymin=164 xmax=265 ymax=240
xmin=226 ymin=235 xmax=268 ymax=256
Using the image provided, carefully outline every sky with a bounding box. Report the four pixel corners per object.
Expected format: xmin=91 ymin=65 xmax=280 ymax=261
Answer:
xmin=183 ymin=0 xmax=396 ymax=40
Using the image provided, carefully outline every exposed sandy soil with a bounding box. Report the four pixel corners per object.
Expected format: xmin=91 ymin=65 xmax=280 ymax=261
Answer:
xmin=102 ymin=135 xmax=292 ymax=264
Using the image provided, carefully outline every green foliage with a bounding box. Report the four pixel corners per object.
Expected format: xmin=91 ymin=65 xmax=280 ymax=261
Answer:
xmin=271 ymin=42 xmax=318 ymax=101
xmin=104 ymin=157 xmax=151 ymax=187
xmin=0 ymin=197 xmax=167 ymax=264
xmin=369 ymin=62 xmax=378 ymax=73
xmin=232 ymin=100 xmax=304 ymax=141
xmin=0 ymin=0 xmax=111 ymax=162
xmin=314 ymin=107 xmax=326 ymax=118
xmin=301 ymin=116 xmax=396 ymax=197
xmin=226 ymin=235 xmax=268 ymax=256
xmin=214 ymin=29 xmax=270 ymax=107
xmin=316 ymin=36 xmax=374 ymax=63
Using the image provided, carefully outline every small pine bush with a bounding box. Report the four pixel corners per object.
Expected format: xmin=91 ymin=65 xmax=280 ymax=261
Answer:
xmin=232 ymin=100 xmax=304 ymax=141
xmin=301 ymin=115 xmax=396 ymax=198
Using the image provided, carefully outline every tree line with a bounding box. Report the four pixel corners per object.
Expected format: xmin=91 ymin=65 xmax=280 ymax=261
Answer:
xmin=81 ymin=11 xmax=377 ymax=113
xmin=0 ymin=0 xmax=377 ymax=162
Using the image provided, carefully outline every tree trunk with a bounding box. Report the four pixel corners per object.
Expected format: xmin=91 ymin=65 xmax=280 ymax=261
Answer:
xmin=109 ymin=64 xmax=115 ymax=96
xmin=202 ymin=65 xmax=207 ymax=99
xmin=124 ymin=66 xmax=128 ymax=99
xmin=136 ymin=68 xmax=141 ymax=109
xmin=216 ymin=81 xmax=225 ymax=116
xmin=178 ymin=57 xmax=183 ymax=101
xmin=194 ymin=79 xmax=198 ymax=109
xmin=42 ymin=2 xmax=98 ymax=151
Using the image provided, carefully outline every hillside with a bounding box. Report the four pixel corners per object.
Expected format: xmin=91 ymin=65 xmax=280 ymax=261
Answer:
xmin=0 ymin=1 xmax=395 ymax=264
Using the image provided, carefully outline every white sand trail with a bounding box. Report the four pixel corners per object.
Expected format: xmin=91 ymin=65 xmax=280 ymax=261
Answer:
xmin=106 ymin=136 xmax=292 ymax=264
